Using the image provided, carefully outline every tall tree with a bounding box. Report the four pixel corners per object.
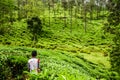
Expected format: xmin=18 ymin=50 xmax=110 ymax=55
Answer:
xmin=17 ymin=0 xmax=21 ymax=20
xmin=0 ymin=0 xmax=15 ymax=23
xmin=89 ymin=0 xmax=95 ymax=20
xmin=68 ymin=0 xmax=73 ymax=33
xmin=0 ymin=0 xmax=15 ymax=35
xmin=62 ymin=0 xmax=67 ymax=29
xmin=96 ymin=0 xmax=100 ymax=19
xmin=27 ymin=16 xmax=42 ymax=43
xmin=81 ymin=0 xmax=87 ymax=32
xmin=48 ymin=0 xmax=51 ymax=27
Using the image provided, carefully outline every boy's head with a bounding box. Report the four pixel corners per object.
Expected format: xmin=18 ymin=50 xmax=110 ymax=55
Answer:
xmin=32 ymin=50 xmax=37 ymax=57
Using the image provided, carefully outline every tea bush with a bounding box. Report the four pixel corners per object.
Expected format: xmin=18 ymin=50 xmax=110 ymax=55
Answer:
xmin=6 ymin=56 xmax=28 ymax=78
xmin=0 ymin=54 xmax=12 ymax=80
xmin=0 ymin=54 xmax=28 ymax=80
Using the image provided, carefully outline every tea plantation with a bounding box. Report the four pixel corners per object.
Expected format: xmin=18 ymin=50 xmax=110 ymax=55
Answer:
xmin=0 ymin=19 xmax=117 ymax=80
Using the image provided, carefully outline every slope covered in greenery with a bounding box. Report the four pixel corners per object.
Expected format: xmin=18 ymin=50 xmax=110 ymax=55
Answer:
xmin=1 ymin=0 xmax=120 ymax=80
xmin=0 ymin=45 xmax=112 ymax=80
xmin=0 ymin=17 xmax=116 ymax=80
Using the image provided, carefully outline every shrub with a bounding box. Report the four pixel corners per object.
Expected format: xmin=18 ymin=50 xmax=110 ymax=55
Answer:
xmin=0 ymin=55 xmax=12 ymax=80
xmin=6 ymin=56 xmax=28 ymax=78
xmin=0 ymin=24 xmax=11 ymax=35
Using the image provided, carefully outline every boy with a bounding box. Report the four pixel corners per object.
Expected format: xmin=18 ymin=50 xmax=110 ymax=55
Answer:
xmin=28 ymin=50 xmax=40 ymax=74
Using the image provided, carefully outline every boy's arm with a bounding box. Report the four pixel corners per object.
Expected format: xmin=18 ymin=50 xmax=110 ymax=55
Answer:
xmin=38 ymin=59 xmax=40 ymax=72
xmin=28 ymin=62 xmax=30 ymax=72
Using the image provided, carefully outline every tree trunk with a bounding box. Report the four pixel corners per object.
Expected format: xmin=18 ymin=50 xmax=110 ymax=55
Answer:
xmin=84 ymin=3 xmax=87 ymax=32
xmin=48 ymin=0 xmax=51 ymax=27
xmin=52 ymin=2 xmax=56 ymax=23
xmin=63 ymin=9 xmax=67 ymax=30
xmin=90 ymin=6 xmax=93 ymax=20
xmin=96 ymin=0 xmax=99 ymax=19
xmin=18 ymin=0 xmax=21 ymax=20
xmin=69 ymin=1 xmax=73 ymax=33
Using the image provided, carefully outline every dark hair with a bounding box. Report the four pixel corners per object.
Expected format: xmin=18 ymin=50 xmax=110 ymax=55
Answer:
xmin=32 ymin=50 xmax=37 ymax=57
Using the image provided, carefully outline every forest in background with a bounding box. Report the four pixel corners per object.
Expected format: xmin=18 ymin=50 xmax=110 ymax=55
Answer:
xmin=0 ymin=0 xmax=120 ymax=80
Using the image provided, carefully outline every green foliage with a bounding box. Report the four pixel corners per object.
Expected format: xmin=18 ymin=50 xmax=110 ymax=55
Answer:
xmin=0 ymin=46 xmax=113 ymax=80
xmin=6 ymin=56 xmax=28 ymax=78
xmin=110 ymin=25 xmax=120 ymax=75
xmin=0 ymin=0 xmax=15 ymax=14
xmin=0 ymin=54 xmax=28 ymax=79
xmin=0 ymin=54 xmax=11 ymax=80
xmin=27 ymin=16 xmax=42 ymax=34
xmin=107 ymin=0 xmax=120 ymax=26
xmin=0 ymin=47 xmax=29 ymax=80
xmin=107 ymin=0 xmax=120 ymax=76
xmin=27 ymin=16 xmax=42 ymax=42
xmin=0 ymin=0 xmax=115 ymax=79
xmin=0 ymin=24 xmax=11 ymax=35
xmin=0 ymin=0 xmax=16 ymax=36
xmin=0 ymin=0 xmax=15 ymax=23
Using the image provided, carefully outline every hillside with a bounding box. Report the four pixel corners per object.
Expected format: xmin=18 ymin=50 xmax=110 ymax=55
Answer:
xmin=0 ymin=45 xmax=111 ymax=80
xmin=0 ymin=18 xmax=114 ymax=80
xmin=1 ymin=0 xmax=120 ymax=80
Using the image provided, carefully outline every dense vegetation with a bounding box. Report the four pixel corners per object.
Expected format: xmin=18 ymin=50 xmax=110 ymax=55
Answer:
xmin=107 ymin=0 xmax=120 ymax=75
xmin=0 ymin=0 xmax=120 ymax=80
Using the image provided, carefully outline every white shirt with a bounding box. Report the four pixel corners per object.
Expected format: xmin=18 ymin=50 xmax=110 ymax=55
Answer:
xmin=28 ymin=58 xmax=39 ymax=74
